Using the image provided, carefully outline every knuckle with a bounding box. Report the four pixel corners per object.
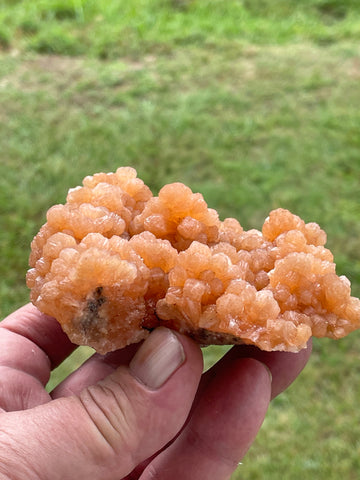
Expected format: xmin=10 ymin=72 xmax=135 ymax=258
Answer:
xmin=79 ymin=375 xmax=140 ymax=458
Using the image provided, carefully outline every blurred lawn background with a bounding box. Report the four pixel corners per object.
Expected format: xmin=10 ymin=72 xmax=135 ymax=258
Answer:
xmin=1 ymin=0 xmax=360 ymax=478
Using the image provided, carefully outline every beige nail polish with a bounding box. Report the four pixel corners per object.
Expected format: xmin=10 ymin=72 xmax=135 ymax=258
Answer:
xmin=129 ymin=328 xmax=185 ymax=389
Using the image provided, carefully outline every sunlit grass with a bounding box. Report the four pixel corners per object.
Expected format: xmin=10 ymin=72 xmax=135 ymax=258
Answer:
xmin=46 ymin=346 xmax=94 ymax=392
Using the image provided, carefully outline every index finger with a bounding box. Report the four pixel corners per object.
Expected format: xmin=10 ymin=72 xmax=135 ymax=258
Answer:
xmin=188 ymin=339 xmax=312 ymax=418
xmin=1 ymin=303 xmax=77 ymax=369
xmin=225 ymin=340 xmax=312 ymax=399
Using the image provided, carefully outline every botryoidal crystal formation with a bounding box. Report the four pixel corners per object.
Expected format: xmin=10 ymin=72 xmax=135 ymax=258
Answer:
xmin=27 ymin=167 xmax=360 ymax=354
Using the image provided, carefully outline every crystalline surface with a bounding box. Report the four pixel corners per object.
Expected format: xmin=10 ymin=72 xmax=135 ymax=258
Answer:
xmin=27 ymin=167 xmax=360 ymax=353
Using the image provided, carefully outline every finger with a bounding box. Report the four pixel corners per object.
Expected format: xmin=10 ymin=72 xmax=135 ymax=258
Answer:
xmin=0 ymin=326 xmax=52 ymax=411
xmin=194 ymin=340 xmax=312 ymax=408
xmin=1 ymin=304 xmax=76 ymax=368
xmin=0 ymin=366 xmax=51 ymax=411
xmin=51 ymin=343 xmax=140 ymax=398
xmin=224 ymin=340 xmax=312 ymax=399
xmin=0 ymin=328 xmax=204 ymax=480
xmin=124 ymin=340 xmax=312 ymax=479
xmin=0 ymin=327 xmax=50 ymax=385
xmin=141 ymin=358 xmax=271 ymax=480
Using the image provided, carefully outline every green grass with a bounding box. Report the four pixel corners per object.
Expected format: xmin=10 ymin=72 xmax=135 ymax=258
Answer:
xmin=1 ymin=1 xmax=360 ymax=478
xmin=1 ymin=0 xmax=360 ymax=57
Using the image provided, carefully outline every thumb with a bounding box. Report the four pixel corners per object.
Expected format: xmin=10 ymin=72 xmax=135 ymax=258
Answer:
xmin=0 ymin=328 xmax=203 ymax=480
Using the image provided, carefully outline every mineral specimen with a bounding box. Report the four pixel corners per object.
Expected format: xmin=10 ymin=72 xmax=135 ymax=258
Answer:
xmin=26 ymin=167 xmax=360 ymax=354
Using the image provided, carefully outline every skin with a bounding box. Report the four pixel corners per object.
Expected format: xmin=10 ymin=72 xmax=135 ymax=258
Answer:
xmin=0 ymin=304 xmax=311 ymax=480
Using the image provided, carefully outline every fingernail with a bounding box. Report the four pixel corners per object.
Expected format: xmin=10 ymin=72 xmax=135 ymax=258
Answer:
xmin=129 ymin=328 xmax=185 ymax=389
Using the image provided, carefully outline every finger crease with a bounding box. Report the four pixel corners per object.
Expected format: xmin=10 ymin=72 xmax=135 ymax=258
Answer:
xmin=78 ymin=387 xmax=118 ymax=456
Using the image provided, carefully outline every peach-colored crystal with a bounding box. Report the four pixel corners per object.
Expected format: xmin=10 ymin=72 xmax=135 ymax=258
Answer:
xmin=26 ymin=167 xmax=360 ymax=353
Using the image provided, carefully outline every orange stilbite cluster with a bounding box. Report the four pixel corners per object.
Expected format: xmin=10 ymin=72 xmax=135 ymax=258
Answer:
xmin=27 ymin=167 xmax=360 ymax=354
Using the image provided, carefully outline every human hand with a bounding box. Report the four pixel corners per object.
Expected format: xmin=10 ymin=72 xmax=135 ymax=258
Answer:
xmin=0 ymin=304 xmax=311 ymax=480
